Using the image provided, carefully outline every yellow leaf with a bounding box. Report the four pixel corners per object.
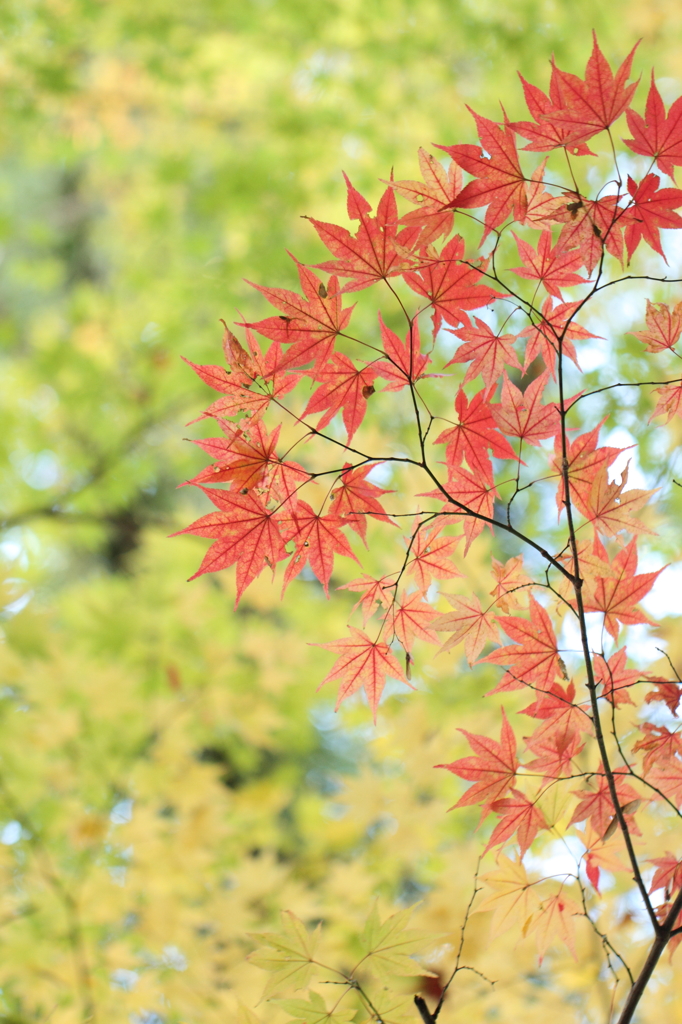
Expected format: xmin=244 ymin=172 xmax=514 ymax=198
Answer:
xmin=528 ymin=890 xmax=581 ymax=962
xmin=476 ymin=855 xmax=540 ymax=938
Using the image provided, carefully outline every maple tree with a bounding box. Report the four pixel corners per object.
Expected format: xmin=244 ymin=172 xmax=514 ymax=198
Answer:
xmin=180 ymin=33 xmax=682 ymax=1024
xmin=10 ymin=3 xmax=682 ymax=1021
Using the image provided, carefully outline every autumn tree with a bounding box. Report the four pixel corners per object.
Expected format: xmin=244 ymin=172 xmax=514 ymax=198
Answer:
xmin=182 ymin=35 xmax=682 ymax=1024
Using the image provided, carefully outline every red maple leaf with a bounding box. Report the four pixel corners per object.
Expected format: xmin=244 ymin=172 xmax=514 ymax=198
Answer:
xmin=581 ymin=463 xmax=655 ymax=538
xmin=330 ymin=463 xmax=393 ymax=541
xmin=593 ymin=648 xmax=641 ymax=707
xmin=622 ymin=173 xmax=682 ymax=260
xmin=512 ymin=230 xmax=589 ymax=298
xmin=521 ymin=681 xmax=592 ymax=740
xmin=524 ymin=720 xmax=585 ymax=779
xmin=280 ymin=500 xmax=358 ymax=595
xmin=435 ymin=387 xmax=517 ymax=483
xmin=645 ymin=680 xmax=682 ymax=715
xmin=522 ymin=683 xmax=591 ymax=778
xmin=439 ymin=110 xmax=528 ymax=237
xmin=445 ymin=317 xmax=520 ymax=388
xmin=184 ymin=355 xmax=275 ymax=421
xmin=483 ymin=596 xmax=562 ymax=692
xmin=489 ymin=555 xmax=533 ymax=612
xmin=625 ymin=72 xmax=682 ymax=180
xmin=632 ymin=299 xmax=682 ymax=352
xmin=374 ymin=314 xmax=431 ymax=391
xmin=176 ymin=488 xmax=288 ymax=603
xmin=584 ymin=538 xmax=663 ymax=640
xmin=309 ymin=175 xmax=421 ymax=292
xmin=187 ymin=329 xmax=298 ymax=423
xmin=568 ymin=769 xmax=641 ymax=837
xmin=188 ymin=421 xmax=309 ymax=506
xmin=432 ymin=594 xmax=499 ymax=664
xmin=405 ymin=524 xmax=463 ymax=590
xmin=552 ymin=420 xmax=623 ymax=518
xmin=491 ymin=370 xmax=559 ymax=447
xmin=518 ymin=298 xmax=595 ymax=374
xmin=339 ymin=574 xmax=393 ymax=624
xmin=542 ymin=35 xmax=639 ymax=146
xmin=426 ymin=468 xmax=498 ymax=553
xmin=187 ymin=420 xmax=279 ymax=490
xmin=649 ymin=853 xmax=682 ymax=896
xmin=317 ymin=627 xmax=411 ymax=721
xmin=184 ymin=355 xmax=247 ymax=395
xmin=486 ymin=790 xmax=548 ymax=856
xmin=552 ymin=194 xmax=624 ymax=274
xmin=391 ymin=147 xmax=463 ymax=244
xmin=436 ymin=708 xmax=518 ymax=816
xmin=218 ymin=320 xmax=273 ymax=379
xmin=633 ymin=723 xmax=682 ymax=774
xmin=651 ymin=380 xmax=682 ymax=423
xmin=510 ymin=73 xmax=597 ymax=155
xmin=402 ymin=234 xmax=503 ymax=335
xmin=522 ymin=159 xmax=567 ymax=226
xmin=247 ymin=262 xmax=353 ymax=371
xmin=647 ymin=759 xmax=682 ymax=806
xmin=384 ymin=589 xmax=440 ymax=651
xmin=303 ymin=353 xmax=377 ymax=441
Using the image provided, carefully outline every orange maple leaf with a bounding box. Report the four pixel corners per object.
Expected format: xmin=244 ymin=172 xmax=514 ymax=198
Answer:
xmin=330 ymin=463 xmax=393 ymax=541
xmin=491 ymin=370 xmax=560 ymax=447
xmin=581 ymin=463 xmax=655 ymax=537
xmin=432 ymin=594 xmax=499 ymax=664
xmin=384 ymin=590 xmax=440 ymax=652
xmin=584 ymin=538 xmax=664 ymax=640
xmin=176 ymin=488 xmax=289 ymax=602
xmin=649 ymin=853 xmax=682 ymax=896
xmin=445 ymin=318 xmax=520 ymax=389
xmin=633 ymin=723 xmax=682 ymax=774
xmin=280 ymin=501 xmax=359 ymax=596
xmin=405 ymin=524 xmax=463 ymax=590
xmin=436 ymin=709 xmax=518 ymax=816
xmin=391 ymin=146 xmax=463 ymax=244
xmin=483 ymin=596 xmax=562 ymax=692
xmin=317 ymin=627 xmax=412 ymax=721
xmin=568 ymin=770 xmax=641 ymax=837
xmin=632 ymin=299 xmax=682 ymax=353
xmin=485 ymin=789 xmax=548 ymax=856
xmin=489 ymin=555 xmax=533 ymax=612
xmin=339 ymin=574 xmax=394 ymax=624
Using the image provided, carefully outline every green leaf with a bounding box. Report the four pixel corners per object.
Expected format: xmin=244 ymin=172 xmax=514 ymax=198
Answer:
xmin=237 ymin=1001 xmax=264 ymax=1024
xmin=249 ymin=910 xmax=322 ymax=998
xmin=277 ymin=990 xmax=357 ymax=1024
xmin=358 ymin=904 xmax=437 ymax=981
xmin=365 ymin=991 xmax=420 ymax=1024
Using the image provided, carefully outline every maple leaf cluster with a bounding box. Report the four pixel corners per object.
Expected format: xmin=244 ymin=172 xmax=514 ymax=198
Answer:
xmin=182 ymin=35 xmax=682 ymax=1002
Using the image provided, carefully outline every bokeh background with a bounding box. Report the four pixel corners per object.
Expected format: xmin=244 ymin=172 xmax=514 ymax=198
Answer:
xmin=1 ymin=2 xmax=682 ymax=1021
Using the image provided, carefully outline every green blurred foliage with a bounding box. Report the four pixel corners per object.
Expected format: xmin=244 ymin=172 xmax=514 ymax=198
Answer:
xmin=0 ymin=1 xmax=682 ymax=1021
